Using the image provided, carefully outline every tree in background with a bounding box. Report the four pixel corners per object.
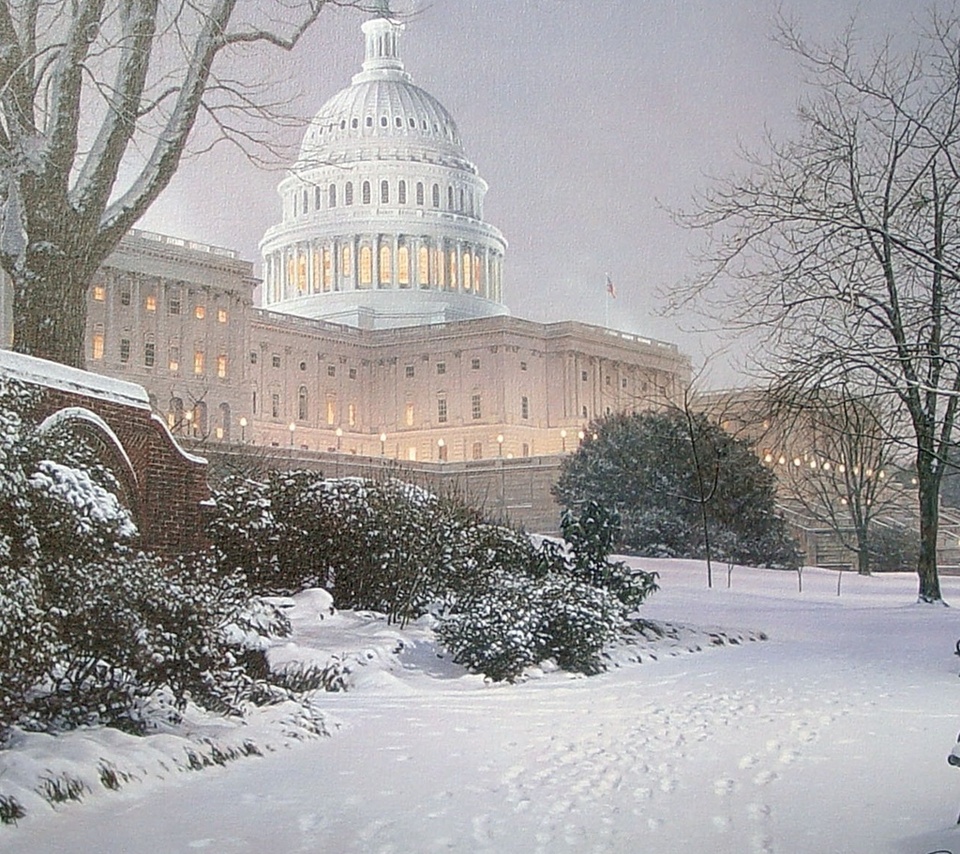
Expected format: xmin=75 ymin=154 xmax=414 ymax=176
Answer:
xmin=0 ymin=0 xmax=360 ymax=368
xmin=553 ymin=410 xmax=799 ymax=573
xmin=674 ymin=11 xmax=960 ymax=602
xmin=769 ymin=383 xmax=908 ymax=576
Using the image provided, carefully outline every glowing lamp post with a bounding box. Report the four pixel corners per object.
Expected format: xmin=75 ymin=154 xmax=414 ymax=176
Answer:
xmin=560 ymin=429 xmax=567 ymax=452
xmin=239 ymin=416 xmax=247 ymax=443
xmin=335 ymin=427 xmax=343 ymax=450
xmin=288 ymin=422 xmax=296 ymax=446
xmin=497 ymin=434 xmax=504 ymax=456
xmin=380 ymin=432 xmax=387 ymax=456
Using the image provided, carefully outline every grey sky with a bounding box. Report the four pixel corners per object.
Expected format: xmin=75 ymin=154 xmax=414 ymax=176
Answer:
xmin=139 ymin=0 xmax=918 ymax=388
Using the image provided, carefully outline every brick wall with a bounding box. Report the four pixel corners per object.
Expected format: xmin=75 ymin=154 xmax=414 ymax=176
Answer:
xmin=0 ymin=350 xmax=210 ymax=556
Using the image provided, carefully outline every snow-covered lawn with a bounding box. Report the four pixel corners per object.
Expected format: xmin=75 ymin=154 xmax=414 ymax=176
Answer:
xmin=5 ymin=560 xmax=960 ymax=854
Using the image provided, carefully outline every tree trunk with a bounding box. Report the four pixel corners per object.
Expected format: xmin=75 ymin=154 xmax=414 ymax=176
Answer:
xmin=8 ymin=222 xmax=100 ymax=369
xmin=856 ymin=537 xmax=871 ymax=576
xmin=916 ymin=473 xmax=943 ymax=603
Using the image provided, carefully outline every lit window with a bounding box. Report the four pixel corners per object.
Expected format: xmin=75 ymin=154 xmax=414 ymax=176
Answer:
xmin=195 ymin=305 xmax=206 ymax=320
xmin=360 ymin=246 xmax=372 ymax=285
xmin=169 ymin=347 xmax=180 ymax=372
xmin=437 ymin=397 xmax=448 ymax=423
xmin=93 ymin=285 xmax=106 ymax=301
xmin=218 ymin=308 xmax=227 ymax=323
xmin=217 ymin=354 xmax=227 ymax=379
xmin=119 ymin=338 xmax=130 ymax=363
xmin=398 ymin=245 xmax=410 ymax=286
xmin=471 ymin=394 xmax=481 ymax=420
xmin=418 ymin=246 xmax=429 ymax=285
xmin=436 ymin=362 xmax=446 ymax=375
xmin=348 ymin=403 xmax=357 ymax=426
xmin=326 ymin=398 xmax=335 ymax=425
xmin=405 ymin=403 xmax=414 ymax=426
xmin=463 ymin=251 xmax=472 ymax=290
xmin=146 ymin=295 xmax=157 ymax=311
xmin=449 ymin=253 xmax=457 ymax=288
xmin=405 ymin=365 xmax=415 ymax=378
xmin=144 ymin=341 xmax=156 ymax=366
xmin=92 ymin=332 xmax=104 ymax=360
xmin=194 ymin=350 xmax=204 ymax=375
xmin=379 ymin=244 xmax=392 ymax=284
xmin=521 ymin=395 xmax=529 ymax=419
xmin=342 ymin=244 xmax=352 ymax=277
xmin=323 ymin=248 xmax=332 ymax=290
xmin=471 ymin=357 xmax=480 ymax=370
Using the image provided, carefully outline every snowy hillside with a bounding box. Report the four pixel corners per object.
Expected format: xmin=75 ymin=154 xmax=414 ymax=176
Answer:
xmin=6 ymin=560 xmax=960 ymax=854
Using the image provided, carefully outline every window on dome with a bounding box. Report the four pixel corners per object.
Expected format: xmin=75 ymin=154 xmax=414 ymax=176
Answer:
xmin=432 ymin=184 xmax=440 ymax=208
xmin=418 ymin=246 xmax=429 ymax=286
xmin=380 ymin=116 xmax=388 ymax=127
xmin=395 ymin=116 xmax=402 ymax=128
xmin=359 ymin=246 xmax=372 ymax=286
xmin=328 ymin=184 xmax=337 ymax=208
xmin=380 ymin=180 xmax=389 ymax=204
xmin=303 ymin=189 xmax=309 ymax=214
xmin=398 ymin=180 xmax=406 ymax=205
xmin=437 ymin=248 xmax=445 ymax=287
xmin=447 ymin=186 xmax=454 ymax=210
xmin=422 ymin=120 xmax=427 ymax=130
xmin=315 ymin=186 xmax=322 ymax=209
xmin=366 ymin=116 xmax=373 ymax=127
xmin=362 ymin=181 xmax=371 ymax=204
xmin=416 ymin=182 xmax=424 ymax=206
xmin=342 ymin=244 xmax=352 ymax=277
xmin=379 ymin=245 xmax=392 ymax=284
xmin=345 ymin=182 xmax=354 ymax=206
xmin=409 ymin=117 xmax=416 ymax=128
xmin=340 ymin=119 xmax=346 ymax=129
xmin=459 ymin=188 xmax=464 ymax=212
xmin=398 ymin=246 xmax=410 ymax=286
xmin=352 ymin=118 xmax=358 ymax=129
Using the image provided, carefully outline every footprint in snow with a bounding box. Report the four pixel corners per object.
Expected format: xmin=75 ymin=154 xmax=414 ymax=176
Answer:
xmin=752 ymin=770 xmax=778 ymax=786
xmin=712 ymin=815 xmax=733 ymax=831
xmin=714 ymin=778 xmax=737 ymax=796
xmin=747 ymin=802 xmax=772 ymax=822
xmin=779 ymin=749 xmax=800 ymax=765
xmin=738 ymin=754 xmax=760 ymax=769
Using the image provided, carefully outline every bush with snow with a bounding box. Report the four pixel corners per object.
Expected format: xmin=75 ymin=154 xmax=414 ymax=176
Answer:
xmin=0 ymin=379 xmax=287 ymax=738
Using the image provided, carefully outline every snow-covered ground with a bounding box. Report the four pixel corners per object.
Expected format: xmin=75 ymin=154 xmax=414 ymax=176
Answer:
xmin=5 ymin=560 xmax=960 ymax=854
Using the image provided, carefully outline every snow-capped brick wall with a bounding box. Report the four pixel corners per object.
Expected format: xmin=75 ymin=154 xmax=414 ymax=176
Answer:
xmin=0 ymin=350 xmax=210 ymax=555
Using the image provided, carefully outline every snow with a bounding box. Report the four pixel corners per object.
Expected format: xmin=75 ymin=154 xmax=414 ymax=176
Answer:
xmin=5 ymin=561 xmax=960 ymax=853
xmin=0 ymin=349 xmax=150 ymax=410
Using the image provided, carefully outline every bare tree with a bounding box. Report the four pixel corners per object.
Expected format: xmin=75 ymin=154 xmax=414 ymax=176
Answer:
xmin=0 ymin=0 xmax=364 ymax=369
xmin=675 ymin=11 xmax=960 ymax=602
xmin=767 ymin=382 xmax=904 ymax=577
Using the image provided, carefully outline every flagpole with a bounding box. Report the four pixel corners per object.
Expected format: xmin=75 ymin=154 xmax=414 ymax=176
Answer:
xmin=604 ymin=276 xmax=609 ymax=328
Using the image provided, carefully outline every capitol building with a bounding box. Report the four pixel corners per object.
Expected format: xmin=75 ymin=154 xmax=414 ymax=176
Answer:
xmin=1 ymin=7 xmax=690 ymax=464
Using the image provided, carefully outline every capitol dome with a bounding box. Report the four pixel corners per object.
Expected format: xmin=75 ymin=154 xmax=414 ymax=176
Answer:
xmin=259 ymin=8 xmax=508 ymax=329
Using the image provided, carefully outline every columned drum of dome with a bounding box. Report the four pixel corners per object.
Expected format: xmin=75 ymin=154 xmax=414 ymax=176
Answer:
xmin=259 ymin=9 xmax=509 ymax=330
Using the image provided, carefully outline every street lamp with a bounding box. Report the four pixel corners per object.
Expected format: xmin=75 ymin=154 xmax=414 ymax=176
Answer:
xmin=497 ymin=434 xmax=504 ymax=456
xmin=288 ymin=421 xmax=296 ymax=446
xmin=560 ymin=428 xmax=567 ymax=452
xmin=437 ymin=437 xmax=445 ymax=461
xmin=335 ymin=426 xmax=342 ymax=450
xmin=184 ymin=409 xmax=193 ymax=436
xmin=380 ymin=432 xmax=387 ymax=456
xmin=239 ymin=416 xmax=247 ymax=443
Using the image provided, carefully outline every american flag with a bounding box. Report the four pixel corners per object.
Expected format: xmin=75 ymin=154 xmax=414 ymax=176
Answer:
xmin=606 ymin=273 xmax=617 ymax=299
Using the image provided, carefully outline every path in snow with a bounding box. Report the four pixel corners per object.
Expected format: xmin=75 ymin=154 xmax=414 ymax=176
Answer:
xmin=7 ymin=563 xmax=960 ymax=854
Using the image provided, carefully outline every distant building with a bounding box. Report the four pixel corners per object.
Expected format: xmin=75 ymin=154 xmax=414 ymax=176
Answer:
xmin=1 ymin=7 xmax=691 ymax=462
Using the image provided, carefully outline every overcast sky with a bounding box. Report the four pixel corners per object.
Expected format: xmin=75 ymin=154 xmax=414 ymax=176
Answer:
xmin=139 ymin=0 xmax=918 ymax=388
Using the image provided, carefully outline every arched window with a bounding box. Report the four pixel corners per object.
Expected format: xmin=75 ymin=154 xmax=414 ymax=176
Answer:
xmin=218 ymin=402 xmax=231 ymax=442
xmin=432 ymin=183 xmax=440 ymax=208
xmin=366 ymin=116 xmax=373 ymax=127
xmin=328 ymin=184 xmax=337 ymax=208
xmin=359 ymin=246 xmax=372 ymax=285
xmin=297 ymin=251 xmax=307 ymax=294
xmin=380 ymin=116 xmax=388 ymax=127
xmin=312 ymin=249 xmax=322 ymax=293
xmin=380 ymin=180 xmax=389 ymax=204
xmin=447 ymin=185 xmax=454 ymax=210
xmin=436 ymin=248 xmax=445 ymax=288
xmin=315 ymin=186 xmax=322 ymax=209
xmin=398 ymin=245 xmax=410 ymax=286
xmin=449 ymin=251 xmax=458 ymax=288
xmin=398 ymin=180 xmax=406 ymax=205
xmin=293 ymin=194 xmax=298 ymax=217
xmin=351 ymin=117 xmax=359 ymax=129
xmin=418 ymin=246 xmax=429 ymax=287
xmin=342 ymin=244 xmax=353 ymax=278
xmin=298 ymin=386 xmax=308 ymax=422
xmin=416 ymin=182 xmax=424 ymax=206
xmin=303 ymin=189 xmax=309 ymax=214
xmin=322 ymin=248 xmax=332 ymax=291
xmin=168 ymin=396 xmax=183 ymax=430
xmin=345 ymin=182 xmax=354 ymax=206
xmin=362 ymin=181 xmax=371 ymax=205
xmin=379 ymin=244 xmax=392 ymax=284
xmin=459 ymin=188 xmax=464 ymax=212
